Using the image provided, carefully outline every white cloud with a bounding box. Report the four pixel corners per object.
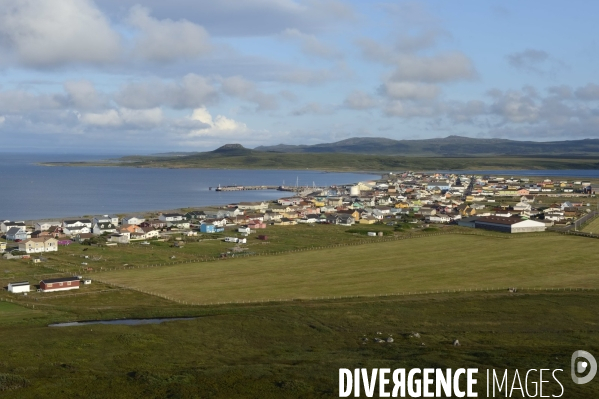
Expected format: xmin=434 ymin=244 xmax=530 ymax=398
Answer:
xmin=488 ymin=89 xmax=540 ymax=123
xmin=291 ymin=102 xmax=335 ymax=116
xmin=281 ymin=28 xmax=341 ymax=59
xmin=390 ymin=52 xmax=477 ymax=83
xmin=380 ymin=81 xmax=440 ymax=100
xmin=0 ymin=0 xmax=121 ymax=67
xmin=383 ymin=100 xmax=440 ymax=118
xmin=575 ymin=83 xmax=599 ymax=101
xmin=343 ymin=90 xmax=377 ymax=110
xmin=0 ymin=116 xmax=5 ymax=125
xmin=63 ymin=80 xmax=108 ymax=111
xmin=115 ymin=74 xmax=219 ymax=109
xmin=221 ymin=75 xmax=279 ymax=110
xmin=96 ymin=0 xmax=355 ymax=36
xmin=188 ymin=107 xmax=248 ymax=137
xmin=0 ymin=90 xmax=63 ymax=113
xmin=79 ymin=107 xmax=163 ymax=128
xmin=127 ymin=5 xmax=211 ymax=62
xmin=79 ymin=109 xmax=122 ymax=127
xmin=506 ymin=49 xmax=554 ymax=75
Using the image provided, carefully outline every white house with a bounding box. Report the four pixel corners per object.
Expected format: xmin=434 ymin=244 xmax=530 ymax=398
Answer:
xmin=159 ymin=213 xmax=185 ymax=222
xmin=513 ymin=202 xmax=532 ymax=211
xmin=18 ymin=237 xmax=58 ymax=253
xmin=167 ymin=221 xmax=191 ymax=229
xmin=93 ymin=215 xmax=119 ymax=226
xmin=92 ymin=222 xmax=117 ymax=235
xmin=427 ymin=215 xmax=451 ymax=223
xmin=1 ymin=221 xmax=26 ymax=233
xmin=237 ymin=201 xmax=269 ymax=211
xmin=0 ymin=241 xmax=6 ymax=253
xmin=122 ymin=216 xmax=145 ymax=225
xmin=34 ymin=221 xmax=61 ymax=231
xmin=238 ymin=226 xmax=251 ymax=234
xmin=8 ymin=281 xmax=30 ymax=294
xmin=62 ymin=219 xmax=92 ymax=236
xmin=108 ymin=233 xmax=130 ymax=244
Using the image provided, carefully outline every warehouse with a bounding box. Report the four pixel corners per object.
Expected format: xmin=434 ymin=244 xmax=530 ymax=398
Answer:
xmin=474 ymin=216 xmax=546 ymax=233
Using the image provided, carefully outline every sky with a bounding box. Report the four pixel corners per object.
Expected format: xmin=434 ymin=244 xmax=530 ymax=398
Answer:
xmin=1 ymin=0 xmax=599 ymax=153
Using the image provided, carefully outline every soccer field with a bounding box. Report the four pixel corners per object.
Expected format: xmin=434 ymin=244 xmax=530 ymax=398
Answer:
xmin=97 ymin=234 xmax=599 ymax=304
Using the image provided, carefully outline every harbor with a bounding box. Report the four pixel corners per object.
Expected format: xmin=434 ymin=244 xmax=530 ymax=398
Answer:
xmin=211 ymin=184 xmax=336 ymax=195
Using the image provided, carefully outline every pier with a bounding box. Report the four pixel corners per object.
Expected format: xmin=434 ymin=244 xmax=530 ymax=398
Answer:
xmin=211 ymin=184 xmax=330 ymax=196
xmin=213 ymin=185 xmax=278 ymax=191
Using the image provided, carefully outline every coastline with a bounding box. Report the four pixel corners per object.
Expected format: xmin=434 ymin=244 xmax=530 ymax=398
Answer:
xmin=36 ymin=162 xmax=389 ymax=174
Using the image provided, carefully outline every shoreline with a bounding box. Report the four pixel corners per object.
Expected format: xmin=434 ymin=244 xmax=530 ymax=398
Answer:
xmin=38 ymin=160 xmax=599 ymax=174
xmin=36 ymin=161 xmax=390 ymax=174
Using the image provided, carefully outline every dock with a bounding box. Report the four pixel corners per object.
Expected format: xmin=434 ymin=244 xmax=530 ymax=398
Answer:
xmin=213 ymin=185 xmax=278 ymax=191
xmin=211 ymin=185 xmax=329 ymax=196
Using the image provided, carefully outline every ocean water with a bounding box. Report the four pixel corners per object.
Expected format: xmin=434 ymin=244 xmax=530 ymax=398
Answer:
xmin=0 ymin=153 xmax=380 ymax=221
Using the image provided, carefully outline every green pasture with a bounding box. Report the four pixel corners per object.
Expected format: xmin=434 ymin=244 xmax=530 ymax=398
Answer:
xmin=16 ymin=224 xmax=444 ymax=275
xmin=97 ymin=233 xmax=598 ymax=304
xmin=581 ymin=215 xmax=599 ymax=233
xmin=1 ymin=291 xmax=599 ymax=398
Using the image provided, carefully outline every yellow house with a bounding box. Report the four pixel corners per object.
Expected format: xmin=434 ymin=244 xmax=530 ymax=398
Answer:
xmin=497 ymin=190 xmax=518 ymax=196
xmin=395 ymin=202 xmax=410 ymax=208
xmin=359 ymin=216 xmax=378 ymax=224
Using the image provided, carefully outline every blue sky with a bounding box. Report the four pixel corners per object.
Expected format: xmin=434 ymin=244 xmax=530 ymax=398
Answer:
xmin=1 ymin=0 xmax=598 ymax=153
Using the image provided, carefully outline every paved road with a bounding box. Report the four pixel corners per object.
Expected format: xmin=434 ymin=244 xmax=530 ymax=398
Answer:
xmin=462 ymin=175 xmax=476 ymax=200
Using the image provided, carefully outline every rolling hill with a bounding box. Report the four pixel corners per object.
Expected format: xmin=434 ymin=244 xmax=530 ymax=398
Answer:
xmin=254 ymin=136 xmax=599 ymax=156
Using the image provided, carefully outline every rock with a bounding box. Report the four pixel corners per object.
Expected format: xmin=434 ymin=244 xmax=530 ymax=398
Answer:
xmin=453 ymin=340 xmax=460 ymax=347
xmin=376 ymin=331 xmax=382 ymax=335
xmin=421 ymin=342 xmax=426 ymax=346
xmin=374 ymin=338 xmax=384 ymax=343
xmin=411 ymin=332 xmax=420 ymax=338
xmin=362 ymin=337 xmax=368 ymax=342
xmin=386 ymin=337 xmax=394 ymax=343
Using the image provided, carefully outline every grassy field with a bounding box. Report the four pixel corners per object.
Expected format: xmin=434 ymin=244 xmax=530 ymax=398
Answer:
xmin=1 ymin=224 xmax=467 ymax=276
xmin=1 ymin=232 xmax=599 ymax=397
xmin=581 ymin=215 xmax=599 ymax=233
xmin=0 ymin=291 xmax=598 ymax=397
xmin=96 ymin=233 xmax=599 ymax=304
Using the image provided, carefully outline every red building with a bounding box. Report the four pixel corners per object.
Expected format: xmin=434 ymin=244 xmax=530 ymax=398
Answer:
xmin=39 ymin=277 xmax=80 ymax=292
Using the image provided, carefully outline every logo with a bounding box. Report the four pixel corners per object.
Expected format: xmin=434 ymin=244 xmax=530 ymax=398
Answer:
xmin=571 ymin=350 xmax=597 ymax=385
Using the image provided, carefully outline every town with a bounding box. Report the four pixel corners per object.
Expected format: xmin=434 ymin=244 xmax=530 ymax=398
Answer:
xmin=1 ymin=171 xmax=597 ymax=295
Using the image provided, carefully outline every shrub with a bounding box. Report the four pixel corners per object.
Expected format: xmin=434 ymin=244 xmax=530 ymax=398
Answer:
xmin=0 ymin=374 xmax=30 ymax=391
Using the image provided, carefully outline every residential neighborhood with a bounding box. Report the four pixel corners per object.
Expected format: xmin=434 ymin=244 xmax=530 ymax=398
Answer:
xmin=1 ymin=172 xmax=596 ymax=265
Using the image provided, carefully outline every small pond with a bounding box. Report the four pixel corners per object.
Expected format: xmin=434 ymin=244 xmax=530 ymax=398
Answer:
xmin=49 ymin=317 xmax=196 ymax=327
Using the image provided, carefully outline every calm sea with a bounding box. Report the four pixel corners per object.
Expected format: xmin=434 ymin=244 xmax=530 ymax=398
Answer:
xmin=0 ymin=153 xmax=380 ymax=221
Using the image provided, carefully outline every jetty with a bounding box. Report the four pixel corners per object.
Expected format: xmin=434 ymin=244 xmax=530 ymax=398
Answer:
xmin=210 ymin=184 xmax=329 ymax=196
xmin=213 ymin=185 xmax=278 ymax=191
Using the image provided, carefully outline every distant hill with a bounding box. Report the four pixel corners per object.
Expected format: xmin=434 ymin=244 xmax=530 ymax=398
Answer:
xmin=254 ymin=136 xmax=599 ymax=156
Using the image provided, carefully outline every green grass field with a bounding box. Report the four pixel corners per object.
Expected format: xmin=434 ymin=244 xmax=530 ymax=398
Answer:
xmin=97 ymin=234 xmax=599 ymax=304
xmin=582 ymin=215 xmax=599 ymax=233
xmin=1 ymin=291 xmax=599 ymax=398
xmin=6 ymin=224 xmax=465 ymax=276
xmin=2 ymin=233 xmax=599 ymax=397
